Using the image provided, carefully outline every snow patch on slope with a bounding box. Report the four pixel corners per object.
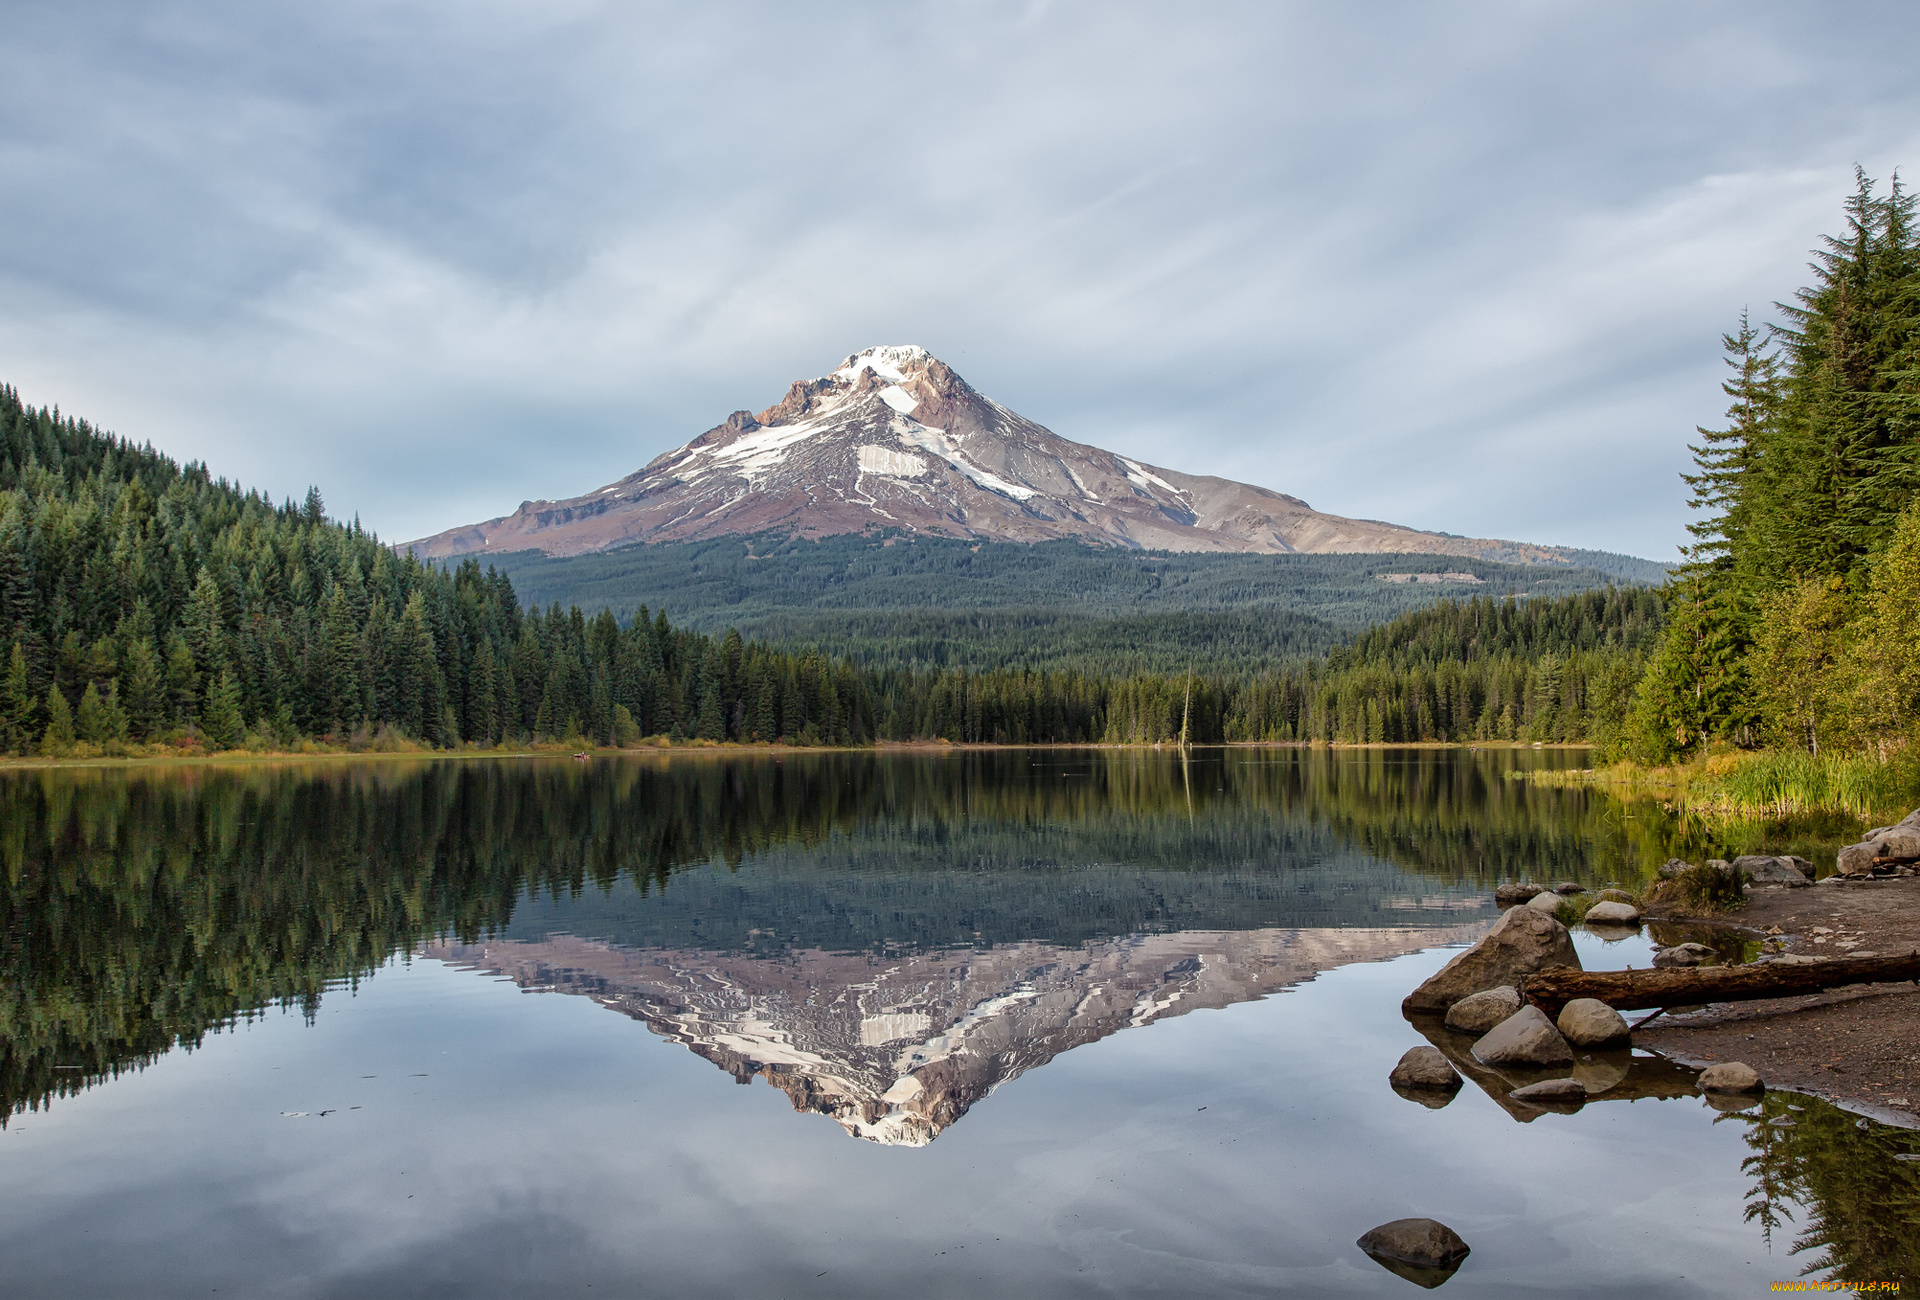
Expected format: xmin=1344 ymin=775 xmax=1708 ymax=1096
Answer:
xmin=857 ymin=445 xmax=928 ymax=478
xmin=1120 ymin=457 xmax=1185 ymax=496
xmin=897 ymin=423 xmax=1037 ymax=501
xmin=879 ymin=385 xmax=919 ymax=414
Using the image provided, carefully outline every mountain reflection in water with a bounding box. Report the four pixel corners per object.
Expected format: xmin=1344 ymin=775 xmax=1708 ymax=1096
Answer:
xmin=2 ymin=745 xmax=1638 ymax=1132
xmin=430 ymin=924 xmax=1477 ymax=1145
xmin=5 ymin=747 xmax=1918 ymax=1296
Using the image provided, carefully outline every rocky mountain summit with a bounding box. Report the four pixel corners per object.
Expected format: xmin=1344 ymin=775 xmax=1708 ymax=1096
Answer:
xmin=406 ymin=345 xmax=1575 ymax=562
xmin=427 ymin=921 xmax=1479 ymax=1145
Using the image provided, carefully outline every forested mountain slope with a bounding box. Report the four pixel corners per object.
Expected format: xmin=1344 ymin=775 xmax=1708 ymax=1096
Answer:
xmin=484 ymin=531 xmax=1663 ymax=675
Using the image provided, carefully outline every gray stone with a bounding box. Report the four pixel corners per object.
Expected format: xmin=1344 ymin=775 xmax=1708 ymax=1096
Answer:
xmin=1584 ymin=900 xmax=1641 ymax=925
xmin=1839 ymin=843 xmax=1879 ymax=877
xmin=1592 ymin=888 xmax=1637 ymax=905
xmin=1698 ymin=1061 xmax=1764 ymax=1093
xmin=1389 ymin=1046 xmax=1462 ymax=1092
xmin=1444 ymin=985 xmax=1522 ymax=1034
xmin=1706 ymin=858 xmax=1731 ymax=873
xmin=1527 ymin=890 xmax=1564 ymax=912
xmin=1878 ymin=830 xmax=1920 ymax=861
xmin=1734 ymin=855 xmax=1812 ymax=887
xmin=1658 ymin=858 xmax=1695 ymax=879
xmin=1508 ymin=1077 xmax=1587 ymax=1104
xmin=1402 ymin=906 xmax=1582 ymax=1014
xmin=1557 ymin=998 xmax=1630 ymax=1048
xmin=1553 ymin=881 xmax=1584 ymax=895
xmin=1356 ymin=1218 xmax=1471 ymax=1274
xmin=1473 ymin=1005 xmax=1576 ymax=1067
xmin=1653 ymin=942 xmax=1716 ymax=968
xmin=1494 ymin=882 xmax=1544 ymax=906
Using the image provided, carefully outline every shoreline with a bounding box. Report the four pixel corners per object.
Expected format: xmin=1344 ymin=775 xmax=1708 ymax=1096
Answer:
xmin=1632 ymin=878 xmax=1920 ymax=1128
xmin=0 ymin=738 xmax=1591 ymax=773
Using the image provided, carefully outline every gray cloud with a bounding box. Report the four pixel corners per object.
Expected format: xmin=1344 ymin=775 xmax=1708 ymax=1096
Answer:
xmin=2 ymin=0 xmax=1916 ymax=558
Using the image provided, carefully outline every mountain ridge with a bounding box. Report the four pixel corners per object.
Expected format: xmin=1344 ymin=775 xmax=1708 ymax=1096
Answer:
xmin=405 ymin=345 xmax=1619 ymax=565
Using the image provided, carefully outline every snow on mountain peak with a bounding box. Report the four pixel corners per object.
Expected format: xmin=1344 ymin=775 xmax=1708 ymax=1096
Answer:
xmin=832 ymin=345 xmax=932 ymax=384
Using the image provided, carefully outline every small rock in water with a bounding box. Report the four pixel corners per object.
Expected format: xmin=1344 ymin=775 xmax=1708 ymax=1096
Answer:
xmin=1658 ymin=858 xmax=1695 ymax=879
xmin=1444 ymin=986 xmax=1521 ymax=1035
xmin=1389 ymin=1046 xmax=1462 ymax=1093
xmin=1769 ymin=1116 xmax=1797 ymax=1128
xmin=1592 ymin=888 xmax=1637 ymax=905
xmin=1473 ymin=1006 xmax=1575 ymax=1067
xmin=1553 ymin=881 xmax=1584 ymax=896
xmin=1698 ymin=1061 xmax=1765 ymax=1093
xmin=1356 ymin=1218 xmax=1470 ymax=1287
xmin=1653 ymin=942 xmax=1716 ymax=968
xmin=1494 ymin=882 xmax=1543 ymax=906
xmin=1557 ymin=998 xmax=1630 ymax=1048
xmin=1508 ymin=1077 xmax=1587 ymax=1104
xmin=1892 ymin=1153 xmax=1920 ymax=1162
xmin=1583 ymin=900 xmax=1641 ymax=926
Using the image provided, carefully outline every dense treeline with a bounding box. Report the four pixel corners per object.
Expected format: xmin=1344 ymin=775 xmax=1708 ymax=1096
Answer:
xmin=1215 ymin=589 xmax=1661 ymax=745
xmin=0 ymin=385 xmax=899 ymax=751
xmin=1631 ymin=171 xmax=1920 ymax=761
xmin=0 ymin=382 xmax=1664 ymax=753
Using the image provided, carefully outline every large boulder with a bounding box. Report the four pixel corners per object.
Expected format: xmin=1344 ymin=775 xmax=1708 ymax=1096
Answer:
xmin=1402 ymin=907 xmax=1581 ymax=1014
xmin=1838 ymin=842 xmax=1879 ymax=876
xmin=1445 ymin=986 xmax=1522 ymax=1034
xmin=1557 ymin=998 xmax=1630 ymax=1048
xmin=1733 ymin=855 xmax=1811 ymax=887
xmin=1494 ymin=882 xmax=1543 ymax=906
xmin=1473 ymin=1005 xmax=1575 ymax=1067
xmin=1389 ymin=1046 xmax=1462 ymax=1092
xmin=1583 ymin=900 xmax=1641 ymax=925
xmin=1698 ymin=1061 xmax=1765 ymax=1093
xmin=1878 ymin=831 xmax=1920 ymax=861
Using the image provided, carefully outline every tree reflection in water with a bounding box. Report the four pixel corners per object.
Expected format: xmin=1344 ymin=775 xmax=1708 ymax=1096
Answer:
xmin=1732 ymin=1091 xmax=1920 ymax=1288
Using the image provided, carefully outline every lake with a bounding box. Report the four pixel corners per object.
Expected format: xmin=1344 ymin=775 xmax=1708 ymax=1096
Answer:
xmin=1 ymin=747 xmax=1914 ymax=1296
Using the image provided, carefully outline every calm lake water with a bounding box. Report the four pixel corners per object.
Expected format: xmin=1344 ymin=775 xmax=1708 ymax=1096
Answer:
xmin=1 ymin=747 xmax=1914 ymax=1297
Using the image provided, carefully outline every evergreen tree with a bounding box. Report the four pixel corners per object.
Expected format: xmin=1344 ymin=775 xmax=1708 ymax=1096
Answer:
xmin=201 ymin=670 xmax=245 ymax=749
xmin=40 ymin=685 xmax=73 ymax=751
xmin=0 ymin=641 xmax=34 ymax=750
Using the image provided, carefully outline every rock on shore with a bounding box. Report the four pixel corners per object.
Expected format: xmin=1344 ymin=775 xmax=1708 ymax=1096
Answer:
xmin=1473 ymin=1005 xmax=1575 ymax=1067
xmin=1402 ymin=907 xmax=1580 ymax=1015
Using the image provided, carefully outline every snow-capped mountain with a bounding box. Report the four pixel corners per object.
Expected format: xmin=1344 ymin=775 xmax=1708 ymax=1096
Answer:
xmin=425 ymin=921 xmax=1479 ymax=1146
xmin=405 ymin=345 xmax=1570 ymax=562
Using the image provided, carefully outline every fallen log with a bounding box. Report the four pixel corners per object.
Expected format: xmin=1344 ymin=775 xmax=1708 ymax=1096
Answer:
xmin=1521 ymin=951 xmax=1920 ymax=1017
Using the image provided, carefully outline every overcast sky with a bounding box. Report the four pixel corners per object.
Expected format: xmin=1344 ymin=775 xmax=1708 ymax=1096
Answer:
xmin=4 ymin=1 xmax=1917 ymax=560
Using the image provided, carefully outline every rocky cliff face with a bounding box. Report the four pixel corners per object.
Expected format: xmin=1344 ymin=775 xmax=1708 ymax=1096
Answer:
xmin=405 ymin=345 xmax=1569 ymax=562
xmin=426 ymin=922 xmax=1482 ymax=1145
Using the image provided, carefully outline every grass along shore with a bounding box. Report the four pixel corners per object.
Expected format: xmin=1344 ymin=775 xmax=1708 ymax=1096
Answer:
xmin=1517 ymin=748 xmax=1920 ymax=823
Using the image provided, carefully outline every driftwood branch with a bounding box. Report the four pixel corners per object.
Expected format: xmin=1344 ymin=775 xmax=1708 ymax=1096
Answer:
xmin=1521 ymin=951 xmax=1920 ymax=1017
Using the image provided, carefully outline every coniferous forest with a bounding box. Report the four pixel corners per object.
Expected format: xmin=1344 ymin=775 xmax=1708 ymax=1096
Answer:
xmin=1628 ymin=170 xmax=1920 ymax=763
xmin=0 ymin=382 xmax=1661 ymax=755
